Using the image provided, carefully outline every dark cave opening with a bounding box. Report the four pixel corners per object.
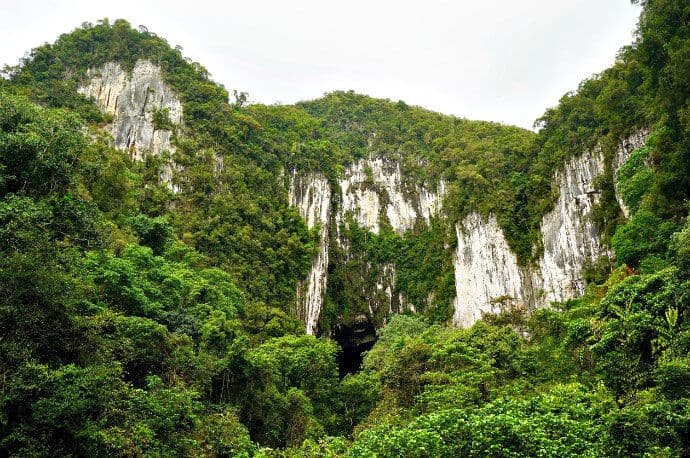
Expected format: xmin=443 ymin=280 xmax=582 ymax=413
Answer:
xmin=333 ymin=320 xmax=378 ymax=377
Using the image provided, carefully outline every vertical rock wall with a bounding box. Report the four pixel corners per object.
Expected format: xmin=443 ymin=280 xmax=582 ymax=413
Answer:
xmin=78 ymin=60 xmax=183 ymax=186
xmin=452 ymin=213 xmax=524 ymax=327
xmin=534 ymin=148 xmax=608 ymax=304
xmin=451 ymin=130 xmax=650 ymax=327
xmin=290 ymin=156 xmax=445 ymax=333
xmin=338 ymin=156 xmax=444 ymax=235
xmin=288 ymin=171 xmax=332 ymax=335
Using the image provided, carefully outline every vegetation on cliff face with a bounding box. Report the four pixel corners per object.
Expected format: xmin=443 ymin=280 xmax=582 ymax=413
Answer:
xmin=3 ymin=18 xmax=318 ymax=314
xmin=1 ymin=0 xmax=690 ymax=455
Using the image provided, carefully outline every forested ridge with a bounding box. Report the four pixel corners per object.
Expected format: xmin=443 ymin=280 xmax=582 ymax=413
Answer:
xmin=2 ymin=0 xmax=690 ymax=455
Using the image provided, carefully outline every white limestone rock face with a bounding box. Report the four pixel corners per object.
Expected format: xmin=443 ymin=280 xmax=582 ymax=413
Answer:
xmin=291 ymin=157 xmax=444 ymax=333
xmin=613 ymin=129 xmax=651 ymax=219
xmin=288 ymin=171 xmax=331 ymax=335
xmin=450 ymin=131 xmax=651 ymax=328
xmin=449 ymin=149 xmax=608 ymax=327
xmin=536 ymin=129 xmax=650 ymax=304
xmin=534 ymin=149 xmax=608 ymax=305
xmin=78 ymin=60 xmax=183 ymax=185
xmin=452 ymin=213 xmax=524 ymax=327
xmin=418 ymin=180 xmax=447 ymax=223
xmin=338 ymin=156 xmax=445 ymax=234
xmin=296 ymin=129 xmax=653 ymax=331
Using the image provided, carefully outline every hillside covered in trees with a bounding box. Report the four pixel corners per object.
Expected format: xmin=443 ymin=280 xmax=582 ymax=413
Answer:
xmin=2 ymin=0 xmax=690 ymax=455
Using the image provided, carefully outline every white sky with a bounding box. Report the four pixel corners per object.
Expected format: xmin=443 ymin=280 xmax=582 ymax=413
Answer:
xmin=1 ymin=0 xmax=641 ymax=129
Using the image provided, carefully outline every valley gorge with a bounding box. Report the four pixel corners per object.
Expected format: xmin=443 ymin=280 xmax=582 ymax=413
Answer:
xmin=73 ymin=58 xmax=651 ymax=339
xmin=4 ymin=6 xmax=690 ymax=454
xmin=289 ymin=129 xmax=649 ymax=332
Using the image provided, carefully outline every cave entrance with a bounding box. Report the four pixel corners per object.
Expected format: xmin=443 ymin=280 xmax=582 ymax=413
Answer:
xmin=333 ymin=320 xmax=378 ymax=377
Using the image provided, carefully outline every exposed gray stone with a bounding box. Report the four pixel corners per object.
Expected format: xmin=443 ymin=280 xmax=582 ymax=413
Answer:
xmin=78 ymin=60 xmax=183 ymax=187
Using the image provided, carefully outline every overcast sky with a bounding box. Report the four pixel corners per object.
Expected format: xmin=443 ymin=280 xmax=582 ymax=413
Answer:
xmin=1 ymin=0 xmax=641 ymax=129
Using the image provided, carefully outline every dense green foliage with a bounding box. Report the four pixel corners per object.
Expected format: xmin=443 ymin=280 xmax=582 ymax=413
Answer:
xmin=336 ymin=227 xmax=690 ymax=456
xmin=616 ymin=145 xmax=654 ymax=215
xmin=0 ymin=91 xmax=332 ymax=455
xmin=2 ymin=0 xmax=690 ymax=455
xmin=296 ymin=92 xmax=541 ymax=263
xmin=4 ymin=18 xmax=317 ymax=312
xmin=321 ymin=218 xmax=456 ymax=330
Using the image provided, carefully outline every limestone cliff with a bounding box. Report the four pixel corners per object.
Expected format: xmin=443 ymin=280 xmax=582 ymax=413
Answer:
xmin=534 ymin=148 xmax=608 ymax=304
xmin=289 ymin=156 xmax=445 ymax=334
xmin=452 ymin=213 xmax=524 ymax=328
xmin=288 ymin=171 xmax=331 ymax=335
xmin=451 ymin=130 xmax=650 ymax=326
xmin=78 ymin=60 xmax=183 ymax=185
xmin=290 ymin=131 xmax=650 ymax=333
xmin=337 ymin=156 xmax=444 ymax=235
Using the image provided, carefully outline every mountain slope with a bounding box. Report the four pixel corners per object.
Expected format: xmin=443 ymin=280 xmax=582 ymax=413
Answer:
xmin=1 ymin=1 xmax=690 ymax=454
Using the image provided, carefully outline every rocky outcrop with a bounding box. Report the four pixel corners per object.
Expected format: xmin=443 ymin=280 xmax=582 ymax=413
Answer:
xmin=534 ymin=148 xmax=608 ymax=304
xmin=452 ymin=130 xmax=650 ymax=326
xmin=78 ymin=60 xmax=183 ymax=185
xmin=290 ymin=156 xmax=444 ymax=333
xmin=452 ymin=213 xmax=524 ymax=327
xmin=288 ymin=171 xmax=331 ymax=335
xmin=338 ymin=157 xmax=445 ymax=235
xmin=452 ymin=149 xmax=606 ymax=325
